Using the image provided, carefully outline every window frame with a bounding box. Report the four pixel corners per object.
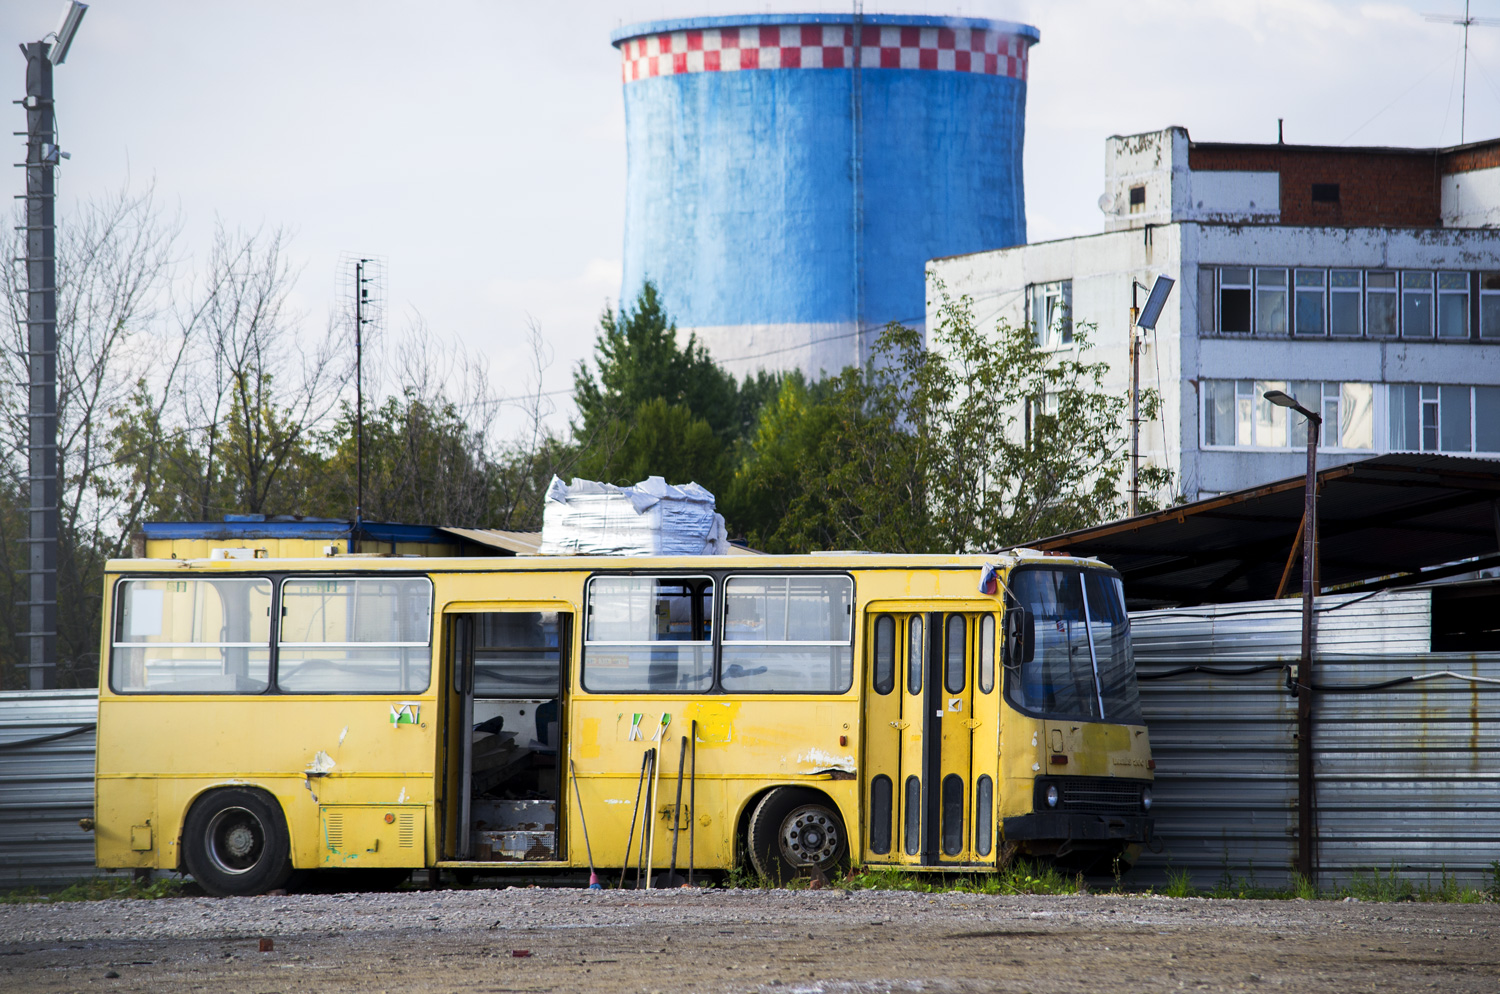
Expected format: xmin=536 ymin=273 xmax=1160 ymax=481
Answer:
xmin=577 ymin=569 xmax=858 ymax=697
xmin=107 ymin=571 xmax=437 ymax=697
xmin=1217 ymin=266 xmax=1253 ymax=334
xmin=1436 ymin=272 xmax=1470 ymax=340
xmin=1329 ymin=269 xmax=1363 ymax=337
xmin=1401 ymin=271 xmax=1435 ymax=339
xmin=1028 ymin=280 xmax=1073 ymax=349
xmin=580 ymin=573 xmax=717 ymax=695
xmin=1292 ymin=268 xmax=1327 ymax=337
xmin=1480 ymin=273 xmax=1500 ymax=340
xmin=718 ymin=572 xmax=856 ymax=696
xmin=1200 ymin=378 xmax=1377 ymax=454
xmin=274 ymin=574 xmax=436 ymax=696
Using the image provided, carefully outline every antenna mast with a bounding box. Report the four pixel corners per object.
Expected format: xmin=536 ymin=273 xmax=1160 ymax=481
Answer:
xmin=340 ymin=254 xmax=384 ymax=530
xmin=1426 ymin=1 xmax=1500 ymax=144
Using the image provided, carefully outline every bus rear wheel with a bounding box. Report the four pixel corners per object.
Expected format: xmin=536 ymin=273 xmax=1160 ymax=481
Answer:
xmin=182 ymin=788 xmax=293 ymax=897
xmin=747 ymin=788 xmax=848 ymax=884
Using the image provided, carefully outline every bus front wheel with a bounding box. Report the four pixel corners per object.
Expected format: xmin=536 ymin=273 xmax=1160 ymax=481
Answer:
xmin=747 ymin=788 xmax=848 ymax=884
xmin=182 ymin=788 xmax=293 ymax=897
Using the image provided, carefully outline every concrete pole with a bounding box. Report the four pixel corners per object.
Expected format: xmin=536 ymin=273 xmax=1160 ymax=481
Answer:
xmin=21 ymin=42 xmax=58 ymax=689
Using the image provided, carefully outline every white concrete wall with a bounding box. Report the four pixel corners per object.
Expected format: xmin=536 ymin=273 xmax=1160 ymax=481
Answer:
xmin=929 ymin=222 xmax=1500 ymax=503
xmin=1102 ymin=127 xmax=1189 ymax=232
xmin=1183 ymin=170 xmax=1280 ymax=224
xmin=1441 ymin=166 xmax=1500 ymax=228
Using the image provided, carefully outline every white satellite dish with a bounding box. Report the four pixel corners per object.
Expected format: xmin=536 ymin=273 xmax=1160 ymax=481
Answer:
xmin=1097 ymin=192 xmax=1115 ymax=214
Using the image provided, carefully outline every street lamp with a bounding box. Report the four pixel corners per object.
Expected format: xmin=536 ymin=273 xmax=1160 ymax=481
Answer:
xmin=1127 ymin=275 xmax=1175 ymax=516
xmin=1263 ymin=388 xmax=1321 ymax=884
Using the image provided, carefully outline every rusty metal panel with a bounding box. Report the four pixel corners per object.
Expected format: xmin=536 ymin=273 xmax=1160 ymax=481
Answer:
xmin=0 ymin=690 xmax=99 ymax=889
xmin=1314 ymin=653 xmax=1500 ymax=885
xmin=1133 ymin=651 xmax=1296 ymax=888
xmin=1131 ymin=587 xmax=1500 ymax=890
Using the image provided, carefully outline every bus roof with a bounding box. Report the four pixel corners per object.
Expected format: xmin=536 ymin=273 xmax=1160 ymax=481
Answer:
xmin=103 ymin=550 xmax=1113 ymax=574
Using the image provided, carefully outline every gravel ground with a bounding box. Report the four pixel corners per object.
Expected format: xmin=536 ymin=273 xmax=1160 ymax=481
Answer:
xmin=2 ymin=886 xmax=1496 ymax=993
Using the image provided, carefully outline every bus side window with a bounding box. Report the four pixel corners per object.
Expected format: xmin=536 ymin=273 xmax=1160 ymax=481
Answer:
xmin=277 ymin=576 xmax=433 ymax=694
xmin=581 ymin=576 xmax=713 ymax=693
xmin=110 ymin=577 xmax=272 ymax=694
xmin=872 ymin=615 xmax=895 ymax=695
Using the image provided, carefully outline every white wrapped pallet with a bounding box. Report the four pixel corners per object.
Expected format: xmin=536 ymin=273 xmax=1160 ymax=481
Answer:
xmin=539 ymin=475 xmax=730 ymax=556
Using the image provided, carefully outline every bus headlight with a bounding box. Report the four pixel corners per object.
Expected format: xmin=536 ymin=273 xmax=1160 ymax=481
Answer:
xmin=1045 ymin=784 xmax=1060 ymax=809
xmin=1141 ymin=786 xmax=1153 ymax=812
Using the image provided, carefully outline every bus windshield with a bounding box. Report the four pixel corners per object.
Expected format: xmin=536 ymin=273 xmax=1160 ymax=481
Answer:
xmin=1006 ymin=566 xmax=1142 ymax=725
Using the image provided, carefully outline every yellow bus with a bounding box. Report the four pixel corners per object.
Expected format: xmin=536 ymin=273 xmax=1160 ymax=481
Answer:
xmin=92 ymin=552 xmax=1154 ymax=896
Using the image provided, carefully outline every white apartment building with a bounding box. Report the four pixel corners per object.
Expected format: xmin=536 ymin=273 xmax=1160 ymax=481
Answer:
xmin=927 ymin=126 xmax=1500 ymax=499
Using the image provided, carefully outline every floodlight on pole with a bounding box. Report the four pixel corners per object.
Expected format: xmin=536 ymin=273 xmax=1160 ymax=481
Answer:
xmin=48 ymin=2 xmax=87 ymax=65
xmin=1127 ymin=275 xmax=1175 ymax=516
xmin=1264 ymin=388 xmax=1322 ymax=885
xmin=1134 ymin=275 xmax=1175 ymax=330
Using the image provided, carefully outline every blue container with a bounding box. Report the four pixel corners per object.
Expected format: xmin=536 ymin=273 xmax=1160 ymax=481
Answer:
xmin=612 ymin=13 xmax=1039 ymax=376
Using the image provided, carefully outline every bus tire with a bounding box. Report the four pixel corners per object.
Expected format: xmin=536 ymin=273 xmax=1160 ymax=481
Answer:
xmin=746 ymin=788 xmax=848 ymax=884
xmin=182 ymin=788 xmax=293 ymax=897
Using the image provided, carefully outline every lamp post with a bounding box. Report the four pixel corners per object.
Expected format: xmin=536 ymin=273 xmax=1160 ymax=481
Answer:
xmin=1128 ymin=275 xmax=1175 ymax=516
xmin=1263 ymin=388 xmax=1321 ymax=883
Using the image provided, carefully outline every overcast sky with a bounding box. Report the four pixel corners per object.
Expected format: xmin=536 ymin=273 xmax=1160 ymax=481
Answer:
xmin=6 ymin=0 xmax=1499 ymax=434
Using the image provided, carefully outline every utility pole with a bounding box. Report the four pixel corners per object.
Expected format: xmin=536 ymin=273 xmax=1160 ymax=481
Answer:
xmin=1129 ymin=275 xmax=1175 ymax=518
xmin=1128 ymin=287 xmax=1141 ymax=518
xmin=19 ymin=41 xmax=58 ymax=689
xmin=354 ymin=258 xmax=370 ymax=527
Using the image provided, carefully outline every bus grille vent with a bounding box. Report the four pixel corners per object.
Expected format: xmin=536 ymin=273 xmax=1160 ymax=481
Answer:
xmin=1058 ymin=777 xmax=1143 ymax=813
xmin=398 ymin=812 xmax=415 ymax=848
xmin=326 ymin=812 xmax=344 ymax=849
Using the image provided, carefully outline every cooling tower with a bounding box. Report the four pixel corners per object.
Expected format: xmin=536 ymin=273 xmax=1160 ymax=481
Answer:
xmin=612 ymin=13 xmax=1039 ymax=376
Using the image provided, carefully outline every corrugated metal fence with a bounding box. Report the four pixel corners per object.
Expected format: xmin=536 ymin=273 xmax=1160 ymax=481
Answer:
xmin=1132 ymin=588 xmax=1500 ymax=889
xmin=0 ymin=690 xmax=98 ymax=889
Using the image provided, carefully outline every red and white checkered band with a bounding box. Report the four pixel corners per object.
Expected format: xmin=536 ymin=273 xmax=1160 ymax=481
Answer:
xmin=619 ymin=24 xmax=1030 ymax=84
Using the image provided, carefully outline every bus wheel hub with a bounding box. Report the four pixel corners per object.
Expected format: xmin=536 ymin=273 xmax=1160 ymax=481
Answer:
xmin=781 ymin=806 xmax=839 ymax=865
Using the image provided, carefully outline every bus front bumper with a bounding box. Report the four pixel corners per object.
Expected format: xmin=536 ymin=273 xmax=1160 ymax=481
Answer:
xmin=1001 ymin=811 xmax=1153 ymax=845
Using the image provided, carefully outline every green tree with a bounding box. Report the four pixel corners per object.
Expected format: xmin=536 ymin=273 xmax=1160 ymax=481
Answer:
xmin=729 ymin=282 xmax=1171 ymax=554
xmin=573 ymin=282 xmax=775 ymax=493
xmin=574 ymin=281 xmax=739 ymax=442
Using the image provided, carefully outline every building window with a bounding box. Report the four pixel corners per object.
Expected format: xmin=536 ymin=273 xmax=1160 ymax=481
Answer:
xmin=1366 ymin=271 xmax=1398 ymax=338
xmin=1386 ymin=384 xmax=1500 ymax=454
xmin=1311 ymin=183 xmax=1340 ymax=203
xmin=1129 ymin=185 xmax=1146 ymax=213
xmin=1202 ymin=379 xmax=1374 ymax=451
xmin=1481 ymin=274 xmax=1500 ymax=340
xmin=1256 ymin=269 xmax=1288 ymax=336
xmin=1293 ymin=269 xmax=1326 ymax=336
xmin=1330 ymin=270 xmax=1362 ymax=336
xmin=1402 ymin=271 xmax=1434 ymax=338
xmin=1029 ymin=281 xmax=1072 ymax=347
xmin=1436 ymin=273 xmax=1469 ymax=340
xmin=1203 ymin=266 xmax=1489 ymax=341
xmin=1198 ymin=266 xmax=1216 ymax=334
xmin=1219 ymin=267 xmax=1252 ymax=333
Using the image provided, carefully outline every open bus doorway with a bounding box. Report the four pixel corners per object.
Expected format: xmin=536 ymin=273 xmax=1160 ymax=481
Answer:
xmin=451 ymin=610 xmax=569 ymax=863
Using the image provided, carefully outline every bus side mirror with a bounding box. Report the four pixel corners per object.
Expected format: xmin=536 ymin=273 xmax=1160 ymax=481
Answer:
xmin=1005 ymin=607 xmax=1034 ymax=666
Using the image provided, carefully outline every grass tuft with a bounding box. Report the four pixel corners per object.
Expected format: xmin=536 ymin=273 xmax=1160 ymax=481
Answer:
xmin=1 ymin=875 xmax=185 ymax=904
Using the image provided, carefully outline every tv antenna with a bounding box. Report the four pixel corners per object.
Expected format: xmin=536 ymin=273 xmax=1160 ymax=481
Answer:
xmin=338 ymin=253 xmax=385 ymax=525
xmin=1425 ymin=1 xmax=1500 ymax=144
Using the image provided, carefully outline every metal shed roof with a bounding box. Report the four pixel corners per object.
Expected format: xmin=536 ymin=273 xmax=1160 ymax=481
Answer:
xmin=1031 ymin=454 xmax=1500 ymax=607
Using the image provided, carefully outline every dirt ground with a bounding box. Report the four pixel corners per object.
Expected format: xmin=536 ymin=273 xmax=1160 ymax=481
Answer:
xmin=1 ymin=885 xmax=1496 ymax=993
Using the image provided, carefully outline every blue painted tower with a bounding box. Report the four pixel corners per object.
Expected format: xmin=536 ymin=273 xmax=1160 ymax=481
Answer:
xmin=612 ymin=13 xmax=1039 ymax=376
